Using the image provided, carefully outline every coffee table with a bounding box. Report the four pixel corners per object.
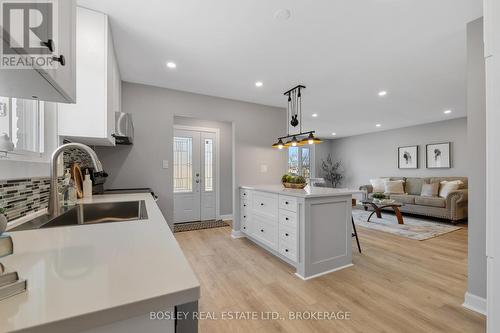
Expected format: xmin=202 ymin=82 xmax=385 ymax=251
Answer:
xmin=362 ymin=200 xmax=405 ymax=225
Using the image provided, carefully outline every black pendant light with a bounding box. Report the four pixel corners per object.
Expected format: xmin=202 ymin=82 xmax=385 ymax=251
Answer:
xmin=272 ymin=85 xmax=322 ymax=148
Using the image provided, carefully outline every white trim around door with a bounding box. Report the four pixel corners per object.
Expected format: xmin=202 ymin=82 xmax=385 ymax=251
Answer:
xmin=173 ymin=125 xmax=221 ymax=222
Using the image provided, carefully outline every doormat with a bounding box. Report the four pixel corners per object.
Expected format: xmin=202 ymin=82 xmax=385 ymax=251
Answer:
xmin=173 ymin=220 xmax=229 ymax=233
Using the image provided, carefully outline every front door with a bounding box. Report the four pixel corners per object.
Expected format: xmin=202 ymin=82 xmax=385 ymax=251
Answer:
xmin=173 ymin=128 xmax=217 ymax=223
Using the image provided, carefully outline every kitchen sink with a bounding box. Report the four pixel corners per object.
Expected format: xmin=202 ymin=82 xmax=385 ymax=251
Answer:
xmin=10 ymin=201 xmax=148 ymax=231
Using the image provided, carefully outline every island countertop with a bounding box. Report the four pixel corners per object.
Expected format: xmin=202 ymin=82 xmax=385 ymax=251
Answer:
xmin=0 ymin=193 xmax=200 ymax=333
xmin=240 ymin=184 xmax=360 ymax=198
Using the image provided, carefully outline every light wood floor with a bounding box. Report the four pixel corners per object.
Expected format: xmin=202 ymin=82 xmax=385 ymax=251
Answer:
xmin=175 ymin=223 xmax=485 ymax=333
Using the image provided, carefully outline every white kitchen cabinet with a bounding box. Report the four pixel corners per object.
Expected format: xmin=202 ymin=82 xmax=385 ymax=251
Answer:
xmin=238 ymin=186 xmax=354 ymax=280
xmin=0 ymin=0 xmax=76 ymax=103
xmin=58 ymin=6 xmax=121 ymax=146
xmin=484 ymin=0 xmax=500 ymax=58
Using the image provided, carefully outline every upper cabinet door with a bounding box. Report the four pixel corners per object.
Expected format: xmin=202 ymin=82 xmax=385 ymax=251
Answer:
xmin=484 ymin=0 xmax=500 ymax=58
xmin=0 ymin=0 xmax=76 ymax=103
xmin=58 ymin=7 xmax=120 ymax=146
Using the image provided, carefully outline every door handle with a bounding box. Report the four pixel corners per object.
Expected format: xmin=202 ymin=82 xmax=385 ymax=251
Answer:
xmin=195 ymin=180 xmax=200 ymax=184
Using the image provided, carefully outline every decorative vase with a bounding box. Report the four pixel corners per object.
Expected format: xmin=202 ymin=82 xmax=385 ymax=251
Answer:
xmin=0 ymin=214 xmax=7 ymax=236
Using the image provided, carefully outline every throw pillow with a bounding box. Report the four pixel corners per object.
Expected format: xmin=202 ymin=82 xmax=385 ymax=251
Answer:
xmin=384 ymin=180 xmax=405 ymax=194
xmin=421 ymin=183 xmax=439 ymax=197
xmin=439 ymin=180 xmax=463 ymax=198
xmin=370 ymin=178 xmax=389 ymax=193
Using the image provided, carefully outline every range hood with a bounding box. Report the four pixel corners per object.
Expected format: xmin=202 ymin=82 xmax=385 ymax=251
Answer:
xmin=112 ymin=112 xmax=134 ymax=145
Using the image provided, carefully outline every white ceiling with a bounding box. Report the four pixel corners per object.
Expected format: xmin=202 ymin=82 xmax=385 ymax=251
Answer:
xmin=78 ymin=0 xmax=482 ymax=138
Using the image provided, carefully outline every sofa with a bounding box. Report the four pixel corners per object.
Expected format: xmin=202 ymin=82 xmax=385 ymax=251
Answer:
xmin=359 ymin=177 xmax=468 ymax=223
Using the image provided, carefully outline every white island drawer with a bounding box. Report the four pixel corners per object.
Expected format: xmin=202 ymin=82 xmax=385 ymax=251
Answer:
xmin=252 ymin=214 xmax=278 ymax=250
xmin=253 ymin=192 xmax=278 ymax=217
xmin=279 ymin=210 xmax=297 ymax=229
xmin=279 ymin=239 xmax=297 ymax=262
xmin=279 ymin=195 xmax=297 ymax=212
xmin=279 ymin=224 xmax=296 ymax=243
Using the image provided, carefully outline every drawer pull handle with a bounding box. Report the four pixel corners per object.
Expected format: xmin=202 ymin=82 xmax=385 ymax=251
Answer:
xmin=243 ymin=215 xmax=246 ymax=218
xmin=243 ymin=227 xmax=246 ymax=229
xmin=260 ymin=229 xmax=264 ymax=233
xmin=244 ymin=204 xmax=246 ymax=207
xmin=285 ymin=217 xmax=289 ymax=221
xmin=244 ymin=193 xmax=246 ymax=196
xmin=285 ymin=233 xmax=289 ymax=237
xmin=285 ymin=249 xmax=289 ymax=252
xmin=285 ymin=201 xmax=289 ymax=205
xmin=260 ymin=203 xmax=264 ymax=206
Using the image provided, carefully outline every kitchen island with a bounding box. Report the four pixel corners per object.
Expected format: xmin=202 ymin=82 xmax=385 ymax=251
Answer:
xmin=237 ymin=185 xmax=357 ymax=280
xmin=1 ymin=193 xmax=199 ymax=333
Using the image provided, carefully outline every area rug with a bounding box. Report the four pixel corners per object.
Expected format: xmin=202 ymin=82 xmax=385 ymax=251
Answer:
xmin=352 ymin=209 xmax=462 ymax=241
xmin=173 ymin=220 xmax=229 ymax=233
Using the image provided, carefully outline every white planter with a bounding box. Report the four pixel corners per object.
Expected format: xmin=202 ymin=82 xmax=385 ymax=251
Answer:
xmin=0 ymin=214 xmax=7 ymax=235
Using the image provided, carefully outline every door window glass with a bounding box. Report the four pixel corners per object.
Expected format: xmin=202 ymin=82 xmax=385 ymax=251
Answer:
xmin=173 ymin=137 xmax=193 ymax=192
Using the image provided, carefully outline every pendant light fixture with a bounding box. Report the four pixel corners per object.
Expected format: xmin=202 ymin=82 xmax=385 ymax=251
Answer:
xmin=272 ymin=85 xmax=322 ymax=149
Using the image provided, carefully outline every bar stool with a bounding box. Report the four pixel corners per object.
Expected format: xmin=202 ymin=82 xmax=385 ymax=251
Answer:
xmin=352 ymin=198 xmax=361 ymax=253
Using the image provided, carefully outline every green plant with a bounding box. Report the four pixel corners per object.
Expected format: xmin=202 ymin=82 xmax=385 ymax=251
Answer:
xmin=295 ymin=175 xmax=306 ymax=184
xmin=281 ymin=174 xmax=289 ymax=183
xmin=321 ymin=154 xmax=344 ymax=188
xmin=372 ymin=192 xmax=386 ymax=199
xmin=0 ymin=207 xmax=5 ymax=215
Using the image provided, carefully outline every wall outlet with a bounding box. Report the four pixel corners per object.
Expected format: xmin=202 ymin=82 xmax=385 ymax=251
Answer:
xmin=260 ymin=164 xmax=268 ymax=173
xmin=162 ymin=160 xmax=169 ymax=169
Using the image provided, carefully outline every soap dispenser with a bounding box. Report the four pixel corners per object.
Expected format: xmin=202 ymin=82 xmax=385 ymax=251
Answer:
xmin=83 ymin=169 xmax=93 ymax=198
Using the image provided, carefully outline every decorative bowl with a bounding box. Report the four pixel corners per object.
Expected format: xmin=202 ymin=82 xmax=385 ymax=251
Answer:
xmin=283 ymin=182 xmax=307 ymax=189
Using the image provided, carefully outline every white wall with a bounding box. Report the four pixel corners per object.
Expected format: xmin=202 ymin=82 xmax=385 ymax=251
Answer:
xmin=96 ymin=82 xmax=287 ymax=227
xmin=329 ymin=118 xmax=468 ymax=189
xmin=173 ymin=116 xmax=233 ymax=216
xmin=466 ymin=17 xmax=487 ymax=305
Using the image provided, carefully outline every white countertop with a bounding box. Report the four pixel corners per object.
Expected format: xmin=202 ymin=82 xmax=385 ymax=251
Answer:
xmin=0 ymin=193 xmax=200 ymax=333
xmin=240 ymin=185 xmax=360 ymax=198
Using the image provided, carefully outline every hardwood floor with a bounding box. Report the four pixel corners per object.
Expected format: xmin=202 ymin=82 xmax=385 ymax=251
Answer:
xmin=175 ymin=223 xmax=485 ymax=333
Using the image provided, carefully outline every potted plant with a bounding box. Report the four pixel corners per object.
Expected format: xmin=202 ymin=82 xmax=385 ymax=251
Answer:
xmin=320 ymin=154 xmax=344 ymax=188
xmin=371 ymin=192 xmax=386 ymax=203
xmin=281 ymin=173 xmax=307 ymax=189
xmin=0 ymin=207 xmax=7 ymax=235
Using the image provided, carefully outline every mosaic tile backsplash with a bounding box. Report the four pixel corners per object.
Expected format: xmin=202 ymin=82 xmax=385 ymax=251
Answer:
xmin=0 ymin=178 xmax=51 ymax=222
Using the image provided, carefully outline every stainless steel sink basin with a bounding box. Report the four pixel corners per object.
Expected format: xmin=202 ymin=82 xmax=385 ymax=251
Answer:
xmin=10 ymin=201 xmax=148 ymax=231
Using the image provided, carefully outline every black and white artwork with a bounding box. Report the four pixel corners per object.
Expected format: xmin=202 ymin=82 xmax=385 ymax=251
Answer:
xmin=398 ymin=146 xmax=418 ymax=169
xmin=426 ymin=142 xmax=451 ymax=169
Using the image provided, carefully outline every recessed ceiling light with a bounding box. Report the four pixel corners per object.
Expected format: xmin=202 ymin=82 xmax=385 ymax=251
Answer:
xmin=444 ymin=109 xmax=452 ymax=114
xmin=274 ymin=9 xmax=291 ymax=21
xmin=376 ymin=123 xmax=382 ymax=127
xmin=166 ymin=62 xmax=176 ymax=69
xmin=255 ymin=81 xmax=263 ymax=87
xmin=312 ymin=113 xmax=318 ymax=118
xmin=331 ymin=132 xmax=337 ymax=136
xmin=378 ymin=91 xmax=387 ymax=97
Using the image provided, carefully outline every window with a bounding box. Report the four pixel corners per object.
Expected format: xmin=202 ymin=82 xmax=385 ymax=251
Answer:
xmin=204 ymin=139 xmax=213 ymax=192
xmin=288 ymin=146 xmax=314 ymax=178
xmin=173 ymin=137 xmax=193 ymax=193
xmin=0 ymin=97 xmax=44 ymax=155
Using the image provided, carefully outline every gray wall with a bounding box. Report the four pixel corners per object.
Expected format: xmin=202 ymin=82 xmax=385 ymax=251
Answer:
xmin=466 ymin=18 xmax=486 ymax=299
xmin=96 ymin=82 xmax=287 ymax=227
xmin=173 ymin=116 xmax=233 ymax=216
xmin=330 ymin=118 xmax=468 ymax=189
xmin=314 ymin=139 xmax=333 ymax=179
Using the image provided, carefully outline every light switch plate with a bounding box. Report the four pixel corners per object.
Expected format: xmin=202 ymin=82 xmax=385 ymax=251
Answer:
xmin=162 ymin=160 xmax=169 ymax=169
xmin=260 ymin=164 xmax=268 ymax=173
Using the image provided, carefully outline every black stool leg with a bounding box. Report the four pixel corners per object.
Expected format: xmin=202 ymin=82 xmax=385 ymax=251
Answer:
xmin=352 ymin=216 xmax=361 ymax=253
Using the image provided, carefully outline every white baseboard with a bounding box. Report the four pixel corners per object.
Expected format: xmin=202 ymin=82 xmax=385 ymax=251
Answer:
xmin=295 ymin=263 xmax=354 ymax=281
xmin=219 ymin=214 xmax=233 ymax=221
xmin=463 ymin=292 xmax=487 ymax=316
xmin=231 ymin=230 xmax=245 ymax=239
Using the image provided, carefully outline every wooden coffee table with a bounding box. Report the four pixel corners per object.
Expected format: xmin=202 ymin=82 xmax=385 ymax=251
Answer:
xmin=362 ymin=200 xmax=405 ymax=224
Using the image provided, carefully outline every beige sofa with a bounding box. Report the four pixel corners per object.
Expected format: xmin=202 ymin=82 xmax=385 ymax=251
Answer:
xmin=359 ymin=177 xmax=468 ymax=223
